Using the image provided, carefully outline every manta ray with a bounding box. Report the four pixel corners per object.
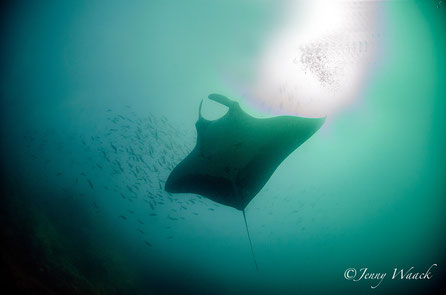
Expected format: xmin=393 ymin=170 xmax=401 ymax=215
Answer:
xmin=165 ymin=94 xmax=325 ymax=270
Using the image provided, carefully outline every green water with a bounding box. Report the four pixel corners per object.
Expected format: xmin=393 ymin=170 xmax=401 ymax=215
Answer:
xmin=1 ymin=1 xmax=445 ymax=294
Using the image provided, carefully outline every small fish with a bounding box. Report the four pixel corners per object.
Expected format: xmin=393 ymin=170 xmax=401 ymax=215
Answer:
xmin=150 ymin=213 xmax=157 ymax=216
xmin=119 ymin=215 xmax=127 ymax=220
xmin=110 ymin=143 xmax=118 ymax=153
xmin=144 ymin=241 xmax=152 ymax=247
xmin=87 ymin=179 xmax=94 ymax=189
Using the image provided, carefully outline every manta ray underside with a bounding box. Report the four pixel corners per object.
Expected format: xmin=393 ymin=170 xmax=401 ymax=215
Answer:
xmin=165 ymin=94 xmax=325 ymax=211
xmin=165 ymin=93 xmax=325 ymax=271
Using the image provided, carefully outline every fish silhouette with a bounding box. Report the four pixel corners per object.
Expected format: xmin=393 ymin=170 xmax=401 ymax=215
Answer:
xmin=165 ymin=93 xmax=325 ymax=271
xmin=165 ymin=94 xmax=325 ymax=211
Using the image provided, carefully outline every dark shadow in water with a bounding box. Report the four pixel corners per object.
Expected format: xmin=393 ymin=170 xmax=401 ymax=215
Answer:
xmin=0 ymin=170 xmax=227 ymax=295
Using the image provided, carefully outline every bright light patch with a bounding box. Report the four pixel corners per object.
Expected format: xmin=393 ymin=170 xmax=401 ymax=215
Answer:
xmin=247 ymin=0 xmax=384 ymax=117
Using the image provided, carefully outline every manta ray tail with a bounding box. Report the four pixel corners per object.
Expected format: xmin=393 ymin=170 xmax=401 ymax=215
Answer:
xmin=243 ymin=209 xmax=259 ymax=272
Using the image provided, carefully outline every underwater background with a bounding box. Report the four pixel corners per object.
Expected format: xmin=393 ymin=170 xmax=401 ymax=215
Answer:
xmin=0 ymin=0 xmax=445 ymax=294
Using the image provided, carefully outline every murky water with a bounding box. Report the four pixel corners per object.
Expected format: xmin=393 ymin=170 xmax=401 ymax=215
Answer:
xmin=1 ymin=1 xmax=445 ymax=294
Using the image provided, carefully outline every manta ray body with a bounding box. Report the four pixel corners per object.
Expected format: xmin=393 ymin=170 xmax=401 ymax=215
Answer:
xmin=165 ymin=94 xmax=325 ymax=210
xmin=165 ymin=94 xmax=325 ymax=270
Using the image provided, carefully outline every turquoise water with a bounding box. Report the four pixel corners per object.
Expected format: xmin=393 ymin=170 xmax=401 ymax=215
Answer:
xmin=1 ymin=1 xmax=445 ymax=294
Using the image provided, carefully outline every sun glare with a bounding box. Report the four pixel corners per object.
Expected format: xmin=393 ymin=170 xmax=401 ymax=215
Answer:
xmin=248 ymin=0 xmax=384 ymax=117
